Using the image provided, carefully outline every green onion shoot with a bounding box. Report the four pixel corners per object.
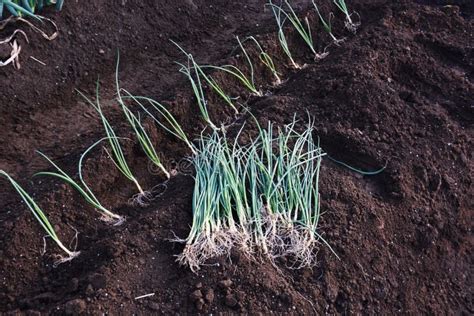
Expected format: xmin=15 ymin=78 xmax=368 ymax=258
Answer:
xmin=0 ymin=170 xmax=80 ymax=265
xmin=35 ymin=147 xmax=125 ymax=225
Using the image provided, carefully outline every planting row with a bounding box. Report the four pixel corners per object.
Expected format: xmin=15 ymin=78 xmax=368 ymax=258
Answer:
xmin=1 ymin=1 xmax=367 ymax=270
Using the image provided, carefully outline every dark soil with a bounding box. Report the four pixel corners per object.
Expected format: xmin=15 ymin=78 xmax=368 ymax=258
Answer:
xmin=1 ymin=0 xmax=472 ymax=314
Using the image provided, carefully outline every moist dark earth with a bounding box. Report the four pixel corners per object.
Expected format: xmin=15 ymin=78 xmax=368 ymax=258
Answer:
xmin=0 ymin=0 xmax=472 ymax=314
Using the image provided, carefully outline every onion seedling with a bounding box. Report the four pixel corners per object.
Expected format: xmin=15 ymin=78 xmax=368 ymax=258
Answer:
xmin=234 ymin=36 xmax=259 ymax=95
xmin=270 ymin=0 xmax=328 ymax=60
xmin=35 ymin=148 xmax=125 ymax=225
xmin=0 ymin=170 xmax=80 ymax=264
xmin=244 ymin=36 xmax=281 ymax=85
xmin=170 ymin=40 xmax=239 ymax=115
xmin=201 ymin=37 xmax=262 ymax=97
xmin=202 ymin=73 xmax=239 ymax=115
xmin=259 ymin=120 xmax=330 ymax=267
xmin=176 ymin=55 xmax=219 ymax=131
xmin=176 ymin=134 xmax=226 ymax=269
xmin=171 ymin=38 xmax=262 ymax=97
xmin=77 ymin=84 xmax=146 ymax=202
xmin=268 ymin=0 xmax=300 ymax=69
xmin=122 ymin=94 xmax=197 ymax=155
xmin=118 ymin=94 xmax=171 ymax=179
xmin=172 ymin=43 xmax=216 ymax=128
xmin=114 ymin=58 xmax=171 ymax=179
xmin=177 ymin=131 xmax=253 ymax=271
xmin=333 ymin=0 xmax=360 ymax=33
xmin=312 ymin=0 xmax=343 ymax=44
xmin=203 ymin=62 xmax=262 ymax=97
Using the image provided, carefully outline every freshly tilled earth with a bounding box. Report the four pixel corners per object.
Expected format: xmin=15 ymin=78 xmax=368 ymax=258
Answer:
xmin=0 ymin=0 xmax=472 ymax=314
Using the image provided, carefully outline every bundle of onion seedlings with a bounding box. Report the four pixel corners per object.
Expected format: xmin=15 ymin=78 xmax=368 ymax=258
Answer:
xmin=177 ymin=118 xmax=334 ymax=271
xmin=0 ymin=170 xmax=80 ymax=264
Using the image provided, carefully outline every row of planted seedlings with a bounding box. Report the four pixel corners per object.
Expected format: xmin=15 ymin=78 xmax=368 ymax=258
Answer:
xmin=0 ymin=0 xmax=360 ymax=269
xmin=172 ymin=0 xmax=361 ymax=129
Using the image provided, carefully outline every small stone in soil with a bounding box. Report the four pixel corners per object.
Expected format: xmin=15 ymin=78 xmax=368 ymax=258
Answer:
xmin=85 ymin=284 xmax=95 ymax=296
xmin=219 ymin=279 xmax=232 ymax=289
xmin=205 ymin=289 xmax=215 ymax=303
xmin=196 ymin=298 xmax=205 ymax=310
xmin=189 ymin=289 xmax=203 ymax=301
xmin=64 ymin=299 xmax=86 ymax=315
xmin=225 ymin=294 xmax=238 ymax=308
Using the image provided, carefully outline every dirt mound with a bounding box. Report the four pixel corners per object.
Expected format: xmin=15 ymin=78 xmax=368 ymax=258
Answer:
xmin=0 ymin=0 xmax=472 ymax=314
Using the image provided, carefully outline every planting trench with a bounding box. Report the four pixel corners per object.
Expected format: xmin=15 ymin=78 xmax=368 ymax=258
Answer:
xmin=0 ymin=0 xmax=472 ymax=314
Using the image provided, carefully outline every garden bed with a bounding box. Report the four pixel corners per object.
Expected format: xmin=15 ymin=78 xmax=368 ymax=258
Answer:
xmin=0 ymin=0 xmax=472 ymax=314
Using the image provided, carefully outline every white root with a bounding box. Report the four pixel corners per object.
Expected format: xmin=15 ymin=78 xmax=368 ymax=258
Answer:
xmin=284 ymin=227 xmax=319 ymax=269
xmin=0 ymin=30 xmax=28 ymax=68
xmin=0 ymin=15 xmax=59 ymax=69
xmin=331 ymin=37 xmax=346 ymax=46
xmin=0 ymin=16 xmax=59 ymax=41
xmin=128 ymin=190 xmax=154 ymax=207
xmin=128 ymin=182 xmax=168 ymax=207
xmin=41 ymin=226 xmax=81 ymax=267
xmin=175 ymin=208 xmax=322 ymax=271
xmin=345 ymin=12 xmax=361 ymax=34
xmin=68 ymin=224 xmax=80 ymax=251
xmin=273 ymin=77 xmax=282 ymax=87
xmin=175 ymin=208 xmax=321 ymax=271
xmin=258 ymin=209 xmax=319 ymax=269
xmin=175 ymin=226 xmax=255 ymax=272
xmin=100 ymin=214 xmax=126 ymax=226
xmin=314 ymin=45 xmax=330 ymax=61
xmin=177 ymin=233 xmax=227 ymax=272
xmin=53 ymin=251 xmax=81 ymax=268
xmin=314 ymin=52 xmax=329 ymax=60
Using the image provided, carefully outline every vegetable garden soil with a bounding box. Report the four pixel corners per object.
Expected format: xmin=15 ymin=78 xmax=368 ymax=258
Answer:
xmin=1 ymin=0 xmax=472 ymax=314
